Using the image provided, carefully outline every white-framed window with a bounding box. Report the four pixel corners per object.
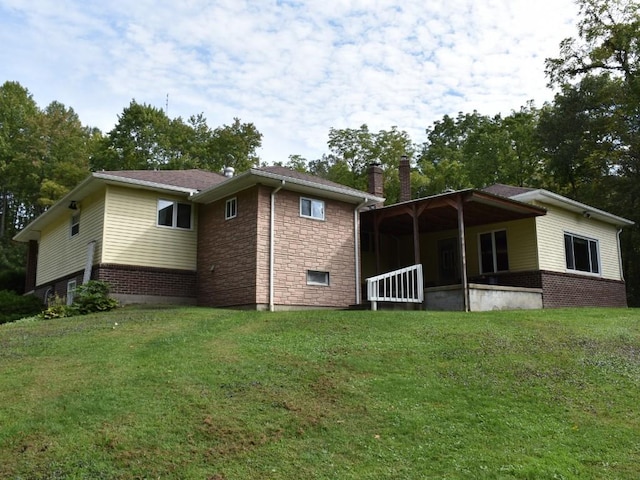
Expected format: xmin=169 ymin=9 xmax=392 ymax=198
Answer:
xmin=70 ymin=213 xmax=80 ymax=237
xmin=225 ymin=197 xmax=237 ymax=220
xmin=307 ymin=270 xmax=330 ymax=286
xmin=479 ymin=230 xmax=509 ymax=274
xmin=157 ymin=199 xmax=192 ymax=229
xmin=565 ymin=233 xmax=600 ymax=274
xmin=300 ymin=197 xmax=325 ymax=220
xmin=66 ymin=280 xmax=77 ymax=306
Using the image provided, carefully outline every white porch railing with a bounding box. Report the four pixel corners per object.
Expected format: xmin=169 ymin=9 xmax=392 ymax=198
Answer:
xmin=366 ymin=264 xmax=424 ymax=311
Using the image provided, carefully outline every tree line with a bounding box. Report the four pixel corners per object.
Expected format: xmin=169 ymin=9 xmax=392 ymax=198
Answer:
xmin=1 ymin=0 xmax=639 ymax=305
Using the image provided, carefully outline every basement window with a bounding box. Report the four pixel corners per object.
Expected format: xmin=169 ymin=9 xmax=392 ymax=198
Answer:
xmin=565 ymin=233 xmax=600 ymax=274
xmin=307 ymin=270 xmax=330 ymax=286
xmin=300 ymin=197 xmax=325 ymax=220
xmin=225 ymin=197 xmax=237 ymax=220
xmin=66 ymin=280 xmax=76 ymax=306
xmin=158 ymin=199 xmax=192 ymax=229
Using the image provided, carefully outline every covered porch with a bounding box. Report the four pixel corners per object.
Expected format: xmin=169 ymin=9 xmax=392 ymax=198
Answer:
xmin=359 ymin=189 xmax=546 ymax=311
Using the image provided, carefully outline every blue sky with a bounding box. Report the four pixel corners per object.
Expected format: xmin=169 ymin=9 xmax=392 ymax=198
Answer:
xmin=0 ymin=0 xmax=578 ymax=164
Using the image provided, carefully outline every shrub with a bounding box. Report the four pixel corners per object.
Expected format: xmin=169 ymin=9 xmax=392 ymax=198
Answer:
xmin=73 ymin=280 xmax=119 ymax=314
xmin=0 ymin=268 xmax=26 ymax=294
xmin=40 ymin=294 xmax=77 ymax=320
xmin=0 ymin=290 xmax=44 ymax=325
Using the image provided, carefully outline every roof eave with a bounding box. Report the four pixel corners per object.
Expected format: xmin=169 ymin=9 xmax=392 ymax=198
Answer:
xmin=191 ymin=168 xmax=384 ymax=206
xmin=93 ymin=172 xmax=198 ymax=195
xmin=512 ymin=189 xmax=634 ymax=227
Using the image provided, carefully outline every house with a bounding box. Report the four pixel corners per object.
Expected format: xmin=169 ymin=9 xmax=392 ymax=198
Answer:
xmin=360 ymin=159 xmax=634 ymax=310
xmin=14 ymin=161 xmax=634 ymax=311
xmin=13 ymin=167 xmax=383 ymax=310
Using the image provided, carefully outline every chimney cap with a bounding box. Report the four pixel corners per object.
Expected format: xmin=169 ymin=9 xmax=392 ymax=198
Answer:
xmin=223 ymin=166 xmax=235 ymax=178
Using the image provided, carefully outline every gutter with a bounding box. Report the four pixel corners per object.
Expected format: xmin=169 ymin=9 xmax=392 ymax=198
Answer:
xmin=269 ymin=180 xmax=285 ymax=312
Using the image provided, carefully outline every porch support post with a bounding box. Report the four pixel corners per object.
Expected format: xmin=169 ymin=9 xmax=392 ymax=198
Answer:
xmin=374 ymin=211 xmax=381 ymax=274
xmin=456 ymin=196 xmax=470 ymax=312
xmin=412 ymin=204 xmax=420 ymax=265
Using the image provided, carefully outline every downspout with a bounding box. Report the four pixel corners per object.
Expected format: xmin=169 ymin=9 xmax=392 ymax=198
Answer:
xmin=354 ymin=198 xmax=368 ymax=305
xmin=617 ymin=228 xmax=625 ymax=282
xmin=269 ymin=181 xmax=285 ymax=312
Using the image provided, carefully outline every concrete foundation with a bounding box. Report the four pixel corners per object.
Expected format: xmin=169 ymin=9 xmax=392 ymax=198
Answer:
xmin=425 ymin=283 xmax=543 ymax=311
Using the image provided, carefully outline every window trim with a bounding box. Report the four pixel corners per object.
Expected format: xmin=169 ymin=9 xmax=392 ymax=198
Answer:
xmin=157 ymin=199 xmax=193 ymax=230
xmin=300 ymin=197 xmax=325 ymax=221
xmin=225 ymin=197 xmax=237 ymax=220
xmin=70 ymin=213 xmax=80 ymax=237
xmin=307 ymin=270 xmax=330 ymax=286
xmin=564 ymin=232 xmax=601 ymax=276
xmin=478 ymin=229 xmax=509 ymax=274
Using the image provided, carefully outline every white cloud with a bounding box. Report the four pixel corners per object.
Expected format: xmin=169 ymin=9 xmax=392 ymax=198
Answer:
xmin=0 ymin=0 xmax=578 ymax=164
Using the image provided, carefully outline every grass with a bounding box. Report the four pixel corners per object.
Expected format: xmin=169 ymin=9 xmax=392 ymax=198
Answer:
xmin=1 ymin=306 xmax=639 ymax=479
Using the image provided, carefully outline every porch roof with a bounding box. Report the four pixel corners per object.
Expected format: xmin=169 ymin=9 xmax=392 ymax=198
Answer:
xmin=360 ymin=188 xmax=546 ymax=235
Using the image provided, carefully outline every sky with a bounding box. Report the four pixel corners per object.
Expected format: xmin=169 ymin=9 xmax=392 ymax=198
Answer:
xmin=0 ymin=0 xmax=580 ymax=164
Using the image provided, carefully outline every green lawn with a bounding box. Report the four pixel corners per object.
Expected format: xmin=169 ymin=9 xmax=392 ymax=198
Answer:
xmin=1 ymin=306 xmax=639 ymax=479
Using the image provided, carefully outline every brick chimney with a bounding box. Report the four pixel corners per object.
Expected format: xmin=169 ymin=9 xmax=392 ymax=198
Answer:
xmin=399 ymin=155 xmax=411 ymax=202
xmin=367 ymin=162 xmax=384 ymax=207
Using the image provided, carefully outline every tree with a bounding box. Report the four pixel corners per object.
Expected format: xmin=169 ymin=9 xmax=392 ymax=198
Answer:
xmin=92 ymin=102 xmax=263 ymax=173
xmin=417 ymin=107 xmax=544 ymax=196
xmin=0 ymin=81 xmax=39 ymax=238
xmin=0 ymin=83 xmax=95 ymax=288
xmin=92 ymin=101 xmax=178 ymax=171
xmin=545 ymin=0 xmax=639 ymax=86
xmin=325 ymin=125 xmax=415 ymax=203
xmin=205 ymin=118 xmax=263 ymax=173
xmin=543 ymin=0 xmax=640 ymax=305
xmin=31 ymin=102 xmax=94 ymax=212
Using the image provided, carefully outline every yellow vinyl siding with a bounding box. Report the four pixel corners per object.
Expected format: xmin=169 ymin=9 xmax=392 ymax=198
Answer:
xmin=465 ymin=218 xmax=538 ymax=276
xmin=419 ymin=218 xmax=538 ymax=283
xmin=36 ymin=189 xmax=105 ymax=286
xmin=102 ymin=185 xmax=197 ymax=270
xmin=534 ymin=202 xmax=621 ymax=280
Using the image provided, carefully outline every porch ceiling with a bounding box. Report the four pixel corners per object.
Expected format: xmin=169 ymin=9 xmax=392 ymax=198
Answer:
xmin=360 ymin=189 xmax=546 ymax=235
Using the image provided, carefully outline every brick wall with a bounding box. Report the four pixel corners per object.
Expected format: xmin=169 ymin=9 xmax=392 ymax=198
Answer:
xmin=94 ymin=264 xmax=197 ymax=298
xmin=470 ymin=270 xmax=543 ymax=289
xmin=468 ymin=269 xmax=628 ymax=308
xmin=33 ymin=270 xmax=84 ymax=303
xmin=197 ymin=187 xmax=259 ymax=307
xmin=540 ymin=270 xmax=628 ymax=308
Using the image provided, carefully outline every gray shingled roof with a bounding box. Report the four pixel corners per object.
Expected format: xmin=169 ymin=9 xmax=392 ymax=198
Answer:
xmin=100 ymin=169 xmax=226 ymax=191
xmin=482 ymin=184 xmax=535 ymax=198
xmin=255 ymin=165 xmax=369 ymax=196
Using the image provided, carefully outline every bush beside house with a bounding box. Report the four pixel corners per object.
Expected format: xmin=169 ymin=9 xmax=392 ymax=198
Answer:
xmin=0 ymin=290 xmax=43 ymax=324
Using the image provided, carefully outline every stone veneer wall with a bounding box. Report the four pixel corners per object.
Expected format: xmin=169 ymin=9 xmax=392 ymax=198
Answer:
xmin=271 ymin=189 xmax=356 ymax=308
